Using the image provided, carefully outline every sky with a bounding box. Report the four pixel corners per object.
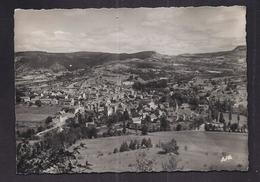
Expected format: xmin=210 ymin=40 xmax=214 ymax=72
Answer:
xmin=14 ymin=6 xmax=246 ymax=55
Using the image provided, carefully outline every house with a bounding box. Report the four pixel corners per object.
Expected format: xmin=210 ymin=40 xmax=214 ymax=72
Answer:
xmin=150 ymin=114 xmax=158 ymax=122
xmin=59 ymin=99 xmax=71 ymax=106
xmin=122 ymin=81 xmax=134 ymax=86
xmin=20 ymin=96 xmax=30 ymax=103
xmin=149 ymin=100 xmax=157 ymax=110
xmin=40 ymin=98 xmax=52 ymax=104
xmin=180 ymin=103 xmax=190 ymax=109
xmin=132 ymin=117 xmax=142 ymax=124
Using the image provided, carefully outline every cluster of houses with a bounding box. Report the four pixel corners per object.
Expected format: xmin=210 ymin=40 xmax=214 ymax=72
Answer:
xmin=18 ymin=70 xmax=247 ymax=135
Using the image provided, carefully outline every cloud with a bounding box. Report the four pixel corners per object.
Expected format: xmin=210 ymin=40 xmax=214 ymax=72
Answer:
xmin=14 ymin=7 xmax=246 ymax=55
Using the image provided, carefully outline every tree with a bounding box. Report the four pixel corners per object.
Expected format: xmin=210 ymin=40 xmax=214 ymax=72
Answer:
xmin=230 ymin=123 xmax=238 ymax=132
xmin=208 ymin=109 xmax=213 ymax=122
xmin=122 ymin=121 xmax=126 ymax=134
xmin=119 ymin=141 xmax=129 ymax=152
xmin=160 ymin=116 xmax=169 ymax=131
xmin=219 ymin=112 xmax=225 ymax=123
xmin=141 ymin=138 xmax=148 ymax=148
xmin=113 ymin=148 xmax=119 ymax=153
xmin=237 ymin=113 xmax=240 ymax=127
xmin=161 ymin=138 xmax=179 ymax=154
xmin=176 ymin=124 xmax=182 ymax=131
xmin=35 ymin=100 xmax=42 ymax=107
xmin=37 ymin=126 xmax=44 ymax=133
xmin=129 ymin=140 xmax=136 ymax=150
xmin=86 ymin=126 xmax=97 ymax=139
xmin=229 ymin=110 xmax=232 ymax=124
xmin=123 ymin=110 xmax=130 ymax=121
xmin=20 ymin=128 xmax=35 ymax=139
xmin=16 ymin=138 xmax=77 ymax=173
xmin=147 ymin=138 xmax=153 ymax=148
xmin=45 ymin=116 xmax=53 ymax=124
xmin=77 ymin=112 xmax=84 ymax=124
xmin=141 ymin=124 xmax=148 ymax=135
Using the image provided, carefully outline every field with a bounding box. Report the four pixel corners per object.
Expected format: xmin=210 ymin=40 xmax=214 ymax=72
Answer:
xmin=15 ymin=105 xmax=62 ymax=132
xmin=69 ymin=131 xmax=248 ymax=172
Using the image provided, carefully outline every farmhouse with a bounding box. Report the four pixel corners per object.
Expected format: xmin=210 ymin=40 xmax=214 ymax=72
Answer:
xmin=20 ymin=96 xmax=30 ymax=103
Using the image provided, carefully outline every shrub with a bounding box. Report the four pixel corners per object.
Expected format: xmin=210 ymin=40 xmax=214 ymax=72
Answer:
xmin=113 ymin=148 xmax=119 ymax=153
xmin=160 ymin=138 xmax=179 ymax=155
xmin=45 ymin=116 xmax=53 ymax=124
xmin=82 ymin=126 xmax=97 ymax=139
xmin=129 ymin=140 xmax=136 ymax=150
xmin=119 ymin=141 xmax=129 ymax=152
xmin=147 ymin=138 xmax=153 ymax=148
xmin=35 ymin=100 xmax=42 ymax=107
xmin=141 ymin=138 xmax=148 ymax=148
xmin=16 ymin=130 xmax=20 ymax=137
xmin=80 ymin=142 xmax=85 ymax=148
xmin=135 ymin=139 xmax=140 ymax=149
xmin=140 ymin=138 xmax=153 ymax=148
xmin=135 ymin=151 xmax=154 ymax=172
xmin=162 ymin=156 xmax=178 ymax=171
xmin=37 ymin=126 xmax=44 ymax=133
xmin=160 ymin=117 xmax=170 ymax=131
xmin=237 ymin=164 xmax=242 ymax=168
xmin=16 ymin=138 xmax=77 ymax=174
xmin=176 ymin=124 xmax=182 ymax=131
xmin=230 ymin=123 xmax=239 ymax=132
xmin=141 ymin=124 xmax=148 ymax=135
xmin=19 ymin=128 xmax=35 ymax=139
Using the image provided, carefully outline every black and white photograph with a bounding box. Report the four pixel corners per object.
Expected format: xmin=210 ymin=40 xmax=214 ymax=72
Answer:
xmin=15 ymin=6 xmax=248 ymax=173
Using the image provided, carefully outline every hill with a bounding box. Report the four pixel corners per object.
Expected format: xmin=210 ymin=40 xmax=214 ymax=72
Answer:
xmin=68 ymin=131 xmax=248 ymax=172
xmin=15 ymin=51 xmax=158 ymax=73
xmin=15 ymin=45 xmax=246 ymax=73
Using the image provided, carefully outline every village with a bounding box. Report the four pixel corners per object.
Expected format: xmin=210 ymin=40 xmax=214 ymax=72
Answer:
xmin=16 ymin=65 xmax=248 ymax=139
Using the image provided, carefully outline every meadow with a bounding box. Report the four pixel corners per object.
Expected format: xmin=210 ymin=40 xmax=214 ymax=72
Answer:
xmin=15 ymin=105 xmax=62 ymax=132
xmin=69 ymin=131 xmax=248 ymax=172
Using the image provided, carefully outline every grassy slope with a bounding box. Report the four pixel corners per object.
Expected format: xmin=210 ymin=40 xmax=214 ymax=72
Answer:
xmin=69 ymin=131 xmax=248 ymax=172
xmin=15 ymin=105 xmax=62 ymax=131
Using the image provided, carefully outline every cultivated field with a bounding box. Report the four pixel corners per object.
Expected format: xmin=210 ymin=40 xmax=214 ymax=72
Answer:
xmin=15 ymin=105 xmax=62 ymax=131
xmin=69 ymin=131 xmax=248 ymax=172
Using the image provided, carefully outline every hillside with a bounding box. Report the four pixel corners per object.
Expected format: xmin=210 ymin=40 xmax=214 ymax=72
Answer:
xmin=15 ymin=45 xmax=246 ymax=74
xmin=15 ymin=51 xmax=158 ymax=73
xmin=68 ymin=131 xmax=248 ymax=172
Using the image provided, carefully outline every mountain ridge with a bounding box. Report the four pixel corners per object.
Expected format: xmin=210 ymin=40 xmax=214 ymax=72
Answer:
xmin=15 ymin=45 xmax=246 ymax=73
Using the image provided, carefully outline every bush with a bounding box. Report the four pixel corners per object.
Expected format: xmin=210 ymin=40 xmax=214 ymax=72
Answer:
xmin=230 ymin=123 xmax=239 ymax=132
xmin=129 ymin=139 xmax=141 ymax=150
xmin=19 ymin=128 xmax=35 ymax=139
xmin=37 ymin=126 xmax=44 ymax=133
xmin=141 ymin=138 xmax=148 ymax=148
xmin=135 ymin=151 xmax=154 ymax=172
xmin=86 ymin=127 xmax=97 ymax=139
xmin=147 ymin=138 xmax=153 ymax=148
xmin=135 ymin=139 xmax=141 ymax=149
xmin=162 ymin=156 xmax=178 ymax=171
xmin=35 ymin=100 xmax=42 ymax=107
xmin=113 ymin=148 xmax=119 ymax=153
xmin=129 ymin=140 xmax=136 ymax=150
xmin=160 ymin=138 xmax=179 ymax=155
xmin=141 ymin=124 xmax=148 ymax=135
xmin=16 ymin=140 xmax=76 ymax=173
xmin=119 ymin=141 xmax=129 ymax=152
xmin=140 ymin=138 xmax=153 ymax=148
xmin=45 ymin=116 xmax=53 ymax=124
xmin=160 ymin=117 xmax=170 ymax=131
xmin=176 ymin=124 xmax=182 ymax=131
